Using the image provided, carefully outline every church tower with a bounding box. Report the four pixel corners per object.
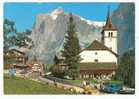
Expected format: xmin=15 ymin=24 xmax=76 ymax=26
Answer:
xmin=101 ymin=8 xmax=118 ymax=54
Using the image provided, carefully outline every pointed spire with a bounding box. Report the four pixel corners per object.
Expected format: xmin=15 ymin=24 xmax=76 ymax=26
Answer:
xmin=103 ymin=6 xmax=116 ymax=30
xmin=108 ymin=6 xmax=110 ymax=17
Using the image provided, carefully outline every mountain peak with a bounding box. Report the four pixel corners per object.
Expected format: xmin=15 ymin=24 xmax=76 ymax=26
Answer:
xmin=32 ymin=10 xmax=105 ymax=63
xmin=50 ymin=7 xmax=64 ymax=20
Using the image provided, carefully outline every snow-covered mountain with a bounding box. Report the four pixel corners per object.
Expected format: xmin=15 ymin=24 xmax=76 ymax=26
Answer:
xmin=29 ymin=8 xmax=105 ymax=64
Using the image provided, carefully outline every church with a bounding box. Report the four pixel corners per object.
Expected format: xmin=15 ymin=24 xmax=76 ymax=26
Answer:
xmin=79 ymin=11 xmax=118 ymax=79
xmin=56 ymin=10 xmax=118 ymax=79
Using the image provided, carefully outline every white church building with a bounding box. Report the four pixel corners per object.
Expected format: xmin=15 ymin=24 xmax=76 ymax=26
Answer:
xmin=79 ymin=11 xmax=118 ymax=79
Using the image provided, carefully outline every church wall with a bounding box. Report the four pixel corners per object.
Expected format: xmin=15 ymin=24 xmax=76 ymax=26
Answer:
xmin=80 ymin=50 xmax=117 ymax=63
xmin=104 ymin=38 xmax=117 ymax=53
xmin=103 ymin=30 xmax=117 ymax=53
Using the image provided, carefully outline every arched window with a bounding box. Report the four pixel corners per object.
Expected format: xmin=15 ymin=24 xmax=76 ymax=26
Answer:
xmin=111 ymin=32 xmax=113 ymax=37
xmin=108 ymin=32 xmax=111 ymax=37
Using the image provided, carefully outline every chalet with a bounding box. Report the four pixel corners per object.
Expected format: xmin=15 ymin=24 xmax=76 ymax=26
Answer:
xmin=4 ymin=48 xmax=29 ymax=75
xmin=54 ymin=56 xmax=67 ymax=70
xmin=4 ymin=48 xmax=28 ymax=69
xmin=5 ymin=48 xmax=28 ymax=64
xmin=28 ymin=56 xmax=43 ymax=77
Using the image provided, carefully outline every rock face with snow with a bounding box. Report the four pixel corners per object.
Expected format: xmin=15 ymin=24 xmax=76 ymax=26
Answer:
xmin=30 ymin=8 xmax=104 ymax=64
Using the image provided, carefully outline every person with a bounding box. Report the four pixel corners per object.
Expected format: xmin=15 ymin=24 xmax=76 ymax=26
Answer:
xmin=54 ymin=80 xmax=57 ymax=87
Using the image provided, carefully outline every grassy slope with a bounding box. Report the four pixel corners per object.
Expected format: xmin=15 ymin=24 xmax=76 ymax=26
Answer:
xmin=4 ymin=75 xmax=73 ymax=94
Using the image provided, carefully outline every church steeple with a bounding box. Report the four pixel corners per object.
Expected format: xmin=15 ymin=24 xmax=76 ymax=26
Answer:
xmin=103 ymin=7 xmax=116 ymax=30
xmin=101 ymin=7 xmax=118 ymax=54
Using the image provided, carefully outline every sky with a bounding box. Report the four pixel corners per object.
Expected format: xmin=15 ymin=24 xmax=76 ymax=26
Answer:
xmin=4 ymin=3 xmax=119 ymax=32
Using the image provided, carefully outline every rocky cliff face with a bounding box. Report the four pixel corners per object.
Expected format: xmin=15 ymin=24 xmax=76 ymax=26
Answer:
xmin=29 ymin=8 xmax=105 ymax=64
xmin=112 ymin=3 xmax=135 ymax=56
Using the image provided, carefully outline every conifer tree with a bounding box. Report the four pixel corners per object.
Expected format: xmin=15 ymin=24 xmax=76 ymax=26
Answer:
xmin=61 ymin=13 xmax=81 ymax=80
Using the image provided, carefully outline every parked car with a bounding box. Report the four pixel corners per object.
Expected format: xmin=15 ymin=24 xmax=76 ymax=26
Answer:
xmin=64 ymin=75 xmax=72 ymax=80
xmin=101 ymin=81 xmax=123 ymax=93
xmin=118 ymin=88 xmax=135 ymax=94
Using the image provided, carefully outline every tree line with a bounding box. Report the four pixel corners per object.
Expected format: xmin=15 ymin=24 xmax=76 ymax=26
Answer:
xmin=4 ymin=19 xmax=33 ymax=53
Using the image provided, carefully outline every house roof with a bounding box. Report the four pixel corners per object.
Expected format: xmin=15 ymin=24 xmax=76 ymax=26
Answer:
xmin=8 ymin=48 xmax=25 ymax=55
xmin=85 ymin=40 xmax=118 ymax=57
xmin=79 ymin=62 xmax=117 ymax=70
xmin=80 ymin=69 xmax=115 ymax=75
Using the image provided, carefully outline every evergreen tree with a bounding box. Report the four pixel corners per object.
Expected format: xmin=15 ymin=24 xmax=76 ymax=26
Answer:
xmin=4 ymin=19 xmax=16 ymax=52
xmin=15 ymin=29 xmax=33 ymax=49
xmin=61 ymin=13 xmax=81 ymax=80
xmin=54 ymin=55 xmax=58 ymax=65
xmin=4 ymin=19 xmax=33 ymax=53
xmin=115 ymin=49 xmax=135 ymax=88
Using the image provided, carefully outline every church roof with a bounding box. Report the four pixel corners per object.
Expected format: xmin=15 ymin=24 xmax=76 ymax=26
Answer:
xmin=85 ymin=40 xmax=118 ymax=57
xmin=102 ymin=9 xmax=117 ymax=30
xmin=79 ymin=62 xmax=117 ymax=70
